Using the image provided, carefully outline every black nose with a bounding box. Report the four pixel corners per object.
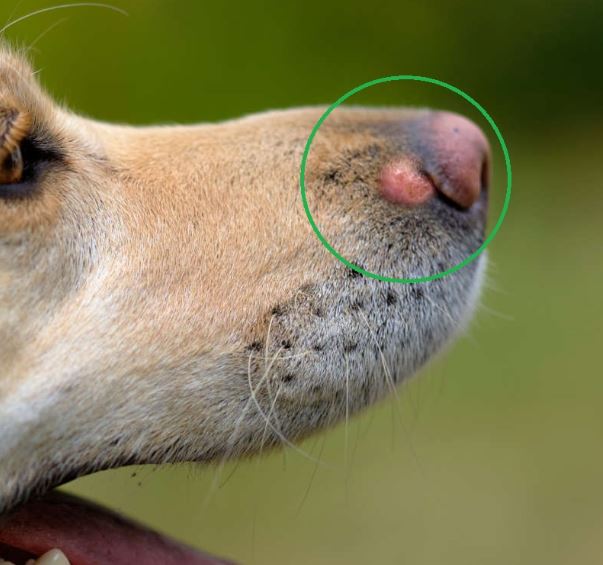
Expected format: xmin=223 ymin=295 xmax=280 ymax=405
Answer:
xmin=378 ymin=112 xmax=491 ymax=209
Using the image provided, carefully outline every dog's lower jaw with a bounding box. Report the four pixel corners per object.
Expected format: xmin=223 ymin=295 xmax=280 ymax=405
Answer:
xmin=0 ymin=254 xmax=486 ymax=515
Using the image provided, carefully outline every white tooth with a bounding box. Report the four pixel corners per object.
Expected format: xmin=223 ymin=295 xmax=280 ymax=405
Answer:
xmin=35 ymin=549 xmax=70 ymax=565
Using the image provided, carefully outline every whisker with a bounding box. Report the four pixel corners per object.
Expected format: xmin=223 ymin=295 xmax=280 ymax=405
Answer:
xmin=0 ymin=3 xmax=128 ymax=36
xmin=479 ymin=302 xmax=514 ymax=321
xmin=356 ymin=309 xmax=406 ymax=452
xmin=204 ymin=324 xmax=304 ymax=507
xmin=424 ymin=293 xmax=456 ymax=326
xmin=357 ymin=309 xmax=402 ymax=409
xmin=202 ymin=348 xmax=281 ymax=508
xmin=295 ymin=433 xmax=326 ymax=515
xmin=246 ymin=347 xmax=327 ymax=466
xmin=217 ymin=457 xmax=241 ymax=489
xmin=343 ymin=353 xmax=352 ymax=503
xmin=5 ymin=0 xmax=25 ymax=28
xmin=344 ymin=354 xmax=350 ymax=468
xmin=263 ymin=314 xmax=275 ymax=360
xmin=258 ymin=379 xmax=284 ymax=455
xmin=26 ymin=17 xmax=69 ymax=53
xmin=483 ymin=275 xmax=507 ymax=295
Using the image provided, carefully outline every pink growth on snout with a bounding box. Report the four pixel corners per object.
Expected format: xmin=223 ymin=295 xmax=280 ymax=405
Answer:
xmin=378 ymin=159 xmax=436 ymax=206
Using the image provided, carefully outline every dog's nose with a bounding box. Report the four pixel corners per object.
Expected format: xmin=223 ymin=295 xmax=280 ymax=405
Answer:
xmin=379 ymin=112 xmax=490 ymax=209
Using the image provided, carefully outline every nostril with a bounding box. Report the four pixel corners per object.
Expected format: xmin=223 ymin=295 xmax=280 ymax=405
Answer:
xmin=390 ymin=112 xmax=490 ymax=209
xmin=423 ymin=111 xmax=491 ymax=209
xmin=376 ymin=112 xmax=491 ymax=211
xmin=480 ymin=155 xmax=490 ymax=193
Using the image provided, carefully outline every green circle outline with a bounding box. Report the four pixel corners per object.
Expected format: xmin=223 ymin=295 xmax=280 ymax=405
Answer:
xmin=299 ymin=75 xmax=512 ymax=284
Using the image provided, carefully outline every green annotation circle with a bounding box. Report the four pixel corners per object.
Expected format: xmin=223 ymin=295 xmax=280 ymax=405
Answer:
xmin=299 ymin=75 xmax=512 ymax=284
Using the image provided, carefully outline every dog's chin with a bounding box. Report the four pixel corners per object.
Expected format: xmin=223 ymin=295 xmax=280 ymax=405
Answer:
xmin=261 ymin=250 xmax=487 ymax=412
xmin=0 ymin=260 xmax=485 ymax=565
xmin=0 ymin=491 xmax=233 ymax=565
xmin=0 ymin=261 xmax=485 ymax=565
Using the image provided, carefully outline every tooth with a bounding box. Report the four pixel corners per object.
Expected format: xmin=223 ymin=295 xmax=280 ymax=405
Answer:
xmin=35 ymin=549 xmax=71 ymax=565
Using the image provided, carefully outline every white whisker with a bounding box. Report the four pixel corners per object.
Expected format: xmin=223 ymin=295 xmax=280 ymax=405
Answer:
xmin=479 ymin=302 xmax=514 ymax=321
xmin=0 ymin=3 xmax=128 ymax=36
xmin=344 ymin=354 xmax=350 ymax=468
xmin=295 ymin=433 xmax=326 ymax=515
xmin=258 ymin=379 xmax=284 ymax=454
xmin=356 ymin=309 xmax=406 ymax=452
xmin=246 ymin=346 xmax=327 ymax=466
xmin=357 ymin=309 xmax=402 ymax=407
xmin=424 ymin=293 xmax=456 ymax=326
xmin=202 ymin=348 xmax=280 ymax=508
xmin=5 ymin=0 xmax=25 ymax=28
xmin=26 ymin=17 xmax=69 ymax=52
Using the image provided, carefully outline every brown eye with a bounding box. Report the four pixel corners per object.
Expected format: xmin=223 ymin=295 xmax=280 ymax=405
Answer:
xmin=0 ymin=144 xmax=24 ymax=184
xmin=0 ymin=105 xmax=31 ymax=186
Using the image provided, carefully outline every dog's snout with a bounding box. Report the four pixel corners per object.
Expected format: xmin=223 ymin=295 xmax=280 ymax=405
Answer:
xmin=378 ymin=112 xmax=490 ymax=209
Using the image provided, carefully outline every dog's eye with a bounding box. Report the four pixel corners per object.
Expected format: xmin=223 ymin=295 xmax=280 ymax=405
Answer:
xmin=0 ymin=105 xmax=31 ymax=187
xmin=0 ymin=144 xmax=24 ymax=184
xmin=0 ymin=105 xmax=64 ymax=198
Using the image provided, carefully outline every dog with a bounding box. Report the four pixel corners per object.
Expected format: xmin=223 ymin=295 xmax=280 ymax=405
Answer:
xmin=0 ymin=43 xmax=490 ymax=564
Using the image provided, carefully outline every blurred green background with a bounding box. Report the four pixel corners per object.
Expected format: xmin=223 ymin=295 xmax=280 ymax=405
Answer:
xmin=3 ymin=1 xmax=602 ymax=563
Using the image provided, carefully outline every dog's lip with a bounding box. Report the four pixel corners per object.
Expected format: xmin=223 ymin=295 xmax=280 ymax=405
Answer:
xmin=0 ymin=491 xmax=235 ymax=565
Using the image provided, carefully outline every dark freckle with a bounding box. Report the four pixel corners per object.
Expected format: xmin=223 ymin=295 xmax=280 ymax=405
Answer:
xmin=312 ymin=343 xmax=324 ymax=352
xmin=324 ymin=169 xmax=340 ymax=182
xmin=271 ymin=305 xmax=284 ymax=316
xmin=386 ymin=291 xmax=397 ymax=305
xmin=346 ymin=267 xmax=362 ymax=279
xmin=343 ymin=341 xmax=358 ymax=352
xmin=412 ymin=286 xmax=425 ymax=299
xmin=282 ymin=373 xmax=295 ymax=383
xmin=350 ymin=299 xmax=364 ymax=311
xmin=247 ymin=341 xmax=263 ymax=352
xmin=311 ymin=384 xmax=322 ymax=394
xmin=300 ymin=282 xmax=317 ymax=294
xmin=131 ymin=472 xmax=137 ymax=478
xmin=453 ymin=127 xmax=460 ymax=133
xmin=313 ymin=305 xmax=324 ymax=317
xmin=280 ymin=339 xmax=292 ymax=350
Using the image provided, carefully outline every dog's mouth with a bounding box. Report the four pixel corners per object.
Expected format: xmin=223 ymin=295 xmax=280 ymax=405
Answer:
xmin=0 ymin=491 xmax=233 ymax=565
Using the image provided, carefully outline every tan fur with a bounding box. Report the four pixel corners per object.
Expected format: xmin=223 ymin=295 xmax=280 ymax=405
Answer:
xmin=0 ymin=46 xmax=487 ymax=512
